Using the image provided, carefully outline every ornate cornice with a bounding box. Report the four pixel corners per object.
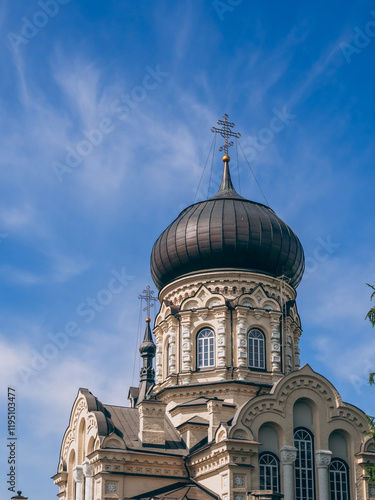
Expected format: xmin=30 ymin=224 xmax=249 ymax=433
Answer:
xmin=230 ymin=365 xmax=370 ymax=440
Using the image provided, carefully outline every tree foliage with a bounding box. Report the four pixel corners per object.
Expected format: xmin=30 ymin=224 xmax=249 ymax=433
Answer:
xmin=366 ymin=284 xmax=375 ymax=328
xmin=363 ymin=288 xmax=375 ymax=485
xmin=367 ymin=284 xmax=375 ymax=385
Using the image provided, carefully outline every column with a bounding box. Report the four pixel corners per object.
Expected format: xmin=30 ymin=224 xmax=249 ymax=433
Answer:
xmin=315 ymin=450 xmax=332 ymax=500
xmin=280 ymin=446 xmax=297 ymax=500
xmin=73 ymin=466 xmax=84 ymax=500
xmin=83 ymin=462 xmax=94 ymax=500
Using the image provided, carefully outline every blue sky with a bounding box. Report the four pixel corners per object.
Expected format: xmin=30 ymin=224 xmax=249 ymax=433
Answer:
xmin=0 ymin=1 xmax=375 ymax=498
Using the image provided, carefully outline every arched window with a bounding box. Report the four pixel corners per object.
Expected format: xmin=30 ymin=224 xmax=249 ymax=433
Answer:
xmin=197 ymin=328 xmax=215 ymax=368
xmin=294 ymin=427 xmax=315 ymax=500
xmin=259 ymin=452 xmax=280 ymax=492
xmin=330 ymin=459 xmax=350 ymax=500
xmin=248 ymin=329 xmax=265 ymax=369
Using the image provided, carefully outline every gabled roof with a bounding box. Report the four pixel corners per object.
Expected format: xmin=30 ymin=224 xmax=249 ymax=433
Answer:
xmin=171 ymin=396 xmax=235 ymax=413
xmin=131 ymin=480 xmax=219 ymax=500
xmin=176 ymin=416 xmax=209 ymax=429
xmin=103 ymin=404 xmax=187 ymax=455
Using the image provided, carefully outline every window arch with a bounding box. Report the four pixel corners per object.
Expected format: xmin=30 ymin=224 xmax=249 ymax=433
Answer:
xmin=248 ymin=328 xmax=265 ymax=370
xmin=197 ymin=328 xmax=215 ymax=368
xmin=330 ymin=459 xmax=350 ymax=500
xmin=294 ymin=427 xmax=315 ymax=500
xmin=259 ymin=452 xmax=280 ymax=492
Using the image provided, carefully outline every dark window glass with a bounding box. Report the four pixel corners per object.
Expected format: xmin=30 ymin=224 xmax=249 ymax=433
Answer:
xmin=294 ymin=428 xmax=315 ymax=500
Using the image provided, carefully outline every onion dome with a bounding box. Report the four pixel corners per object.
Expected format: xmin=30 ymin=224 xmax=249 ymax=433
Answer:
xmin=150 ymin=158 xmax=304 ymax=291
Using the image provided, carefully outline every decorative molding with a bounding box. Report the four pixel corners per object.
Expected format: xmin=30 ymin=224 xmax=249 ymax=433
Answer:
xmin=315 ymin=450 xmax=332 ymax=468
xmin=270 ymin=321 xmax=281 ymax=372
xmin=280 ymin=446 xmax=297 ymax=465
xmin=73 ymin=466 xmax=84 ymax=482
xmin=83 ymin=462 xmax=94 ymax=477
xmin=239 ymin=370 xmax=368 ymax=437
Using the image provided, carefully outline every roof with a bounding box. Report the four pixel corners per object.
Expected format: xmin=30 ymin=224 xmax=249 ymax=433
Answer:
xmin=171 ymin=397 xmax=235 ymax=413
xmin=131 ymin=480 xmax=219 ymax=500
xmin=150 ymin=160 xmax=304 ymax=291
xmin=176 ymin=416 xmax=209 ymax=429
xmin=172 ymin=397 xmax=210 ymax=408
xmin=104 ymin=404 xmax=187 ymax=455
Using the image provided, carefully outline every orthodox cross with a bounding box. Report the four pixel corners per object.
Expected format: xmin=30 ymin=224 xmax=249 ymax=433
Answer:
xmin=138 ymin=285 xmax=158 ymax=319
xmin=211 ymin=114 xmax=241 ymax=156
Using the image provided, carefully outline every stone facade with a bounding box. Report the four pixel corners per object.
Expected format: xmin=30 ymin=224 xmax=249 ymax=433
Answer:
xmin=53 ymin=150 xmax=375 ymax=500
xmin=53 ymin=270 xmax=375 ymax=500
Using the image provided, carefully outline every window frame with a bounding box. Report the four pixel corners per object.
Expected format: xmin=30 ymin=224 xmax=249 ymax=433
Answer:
xmin=248 ymin=328 xmax=266 ymax=371
xmin=259 ymin=451 xmax=280 ymax=493
xmin=196 ymin=328 xmax=215 ymax=370
xmin=329 ymin=458 xmax=350 ymax=500
xmin=294 ymin=426 xmax=315 ymax=500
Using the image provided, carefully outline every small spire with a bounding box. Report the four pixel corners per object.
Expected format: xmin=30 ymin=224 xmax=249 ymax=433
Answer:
xmin=210 ymin=154 xmax=245 ymax=201
xmin=137 ymin=286 xmax=158 ymax=403
xmin=139 ymin=318 xmax=156 ymax=356
xmin=138 ymin=317 xmax=156 ymax=403
xmin=218 ymin=158 xmax=235 ymax=192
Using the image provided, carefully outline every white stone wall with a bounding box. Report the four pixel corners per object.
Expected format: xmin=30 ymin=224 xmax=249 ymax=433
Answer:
xmin=153 ymin=271 xmax=301 ymax=388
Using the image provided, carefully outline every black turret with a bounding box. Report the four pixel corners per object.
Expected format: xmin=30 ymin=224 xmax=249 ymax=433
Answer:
xmin=137 ymin=318 xmax=156 ymax=403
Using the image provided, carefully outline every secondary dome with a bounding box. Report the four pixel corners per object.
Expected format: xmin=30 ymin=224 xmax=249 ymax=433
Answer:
xmin=150 ymin=160 xmax=304 ymax=291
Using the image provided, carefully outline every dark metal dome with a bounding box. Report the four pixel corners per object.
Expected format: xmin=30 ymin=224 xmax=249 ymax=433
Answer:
xmin=151 ymin=161 xmax=304 ymax=291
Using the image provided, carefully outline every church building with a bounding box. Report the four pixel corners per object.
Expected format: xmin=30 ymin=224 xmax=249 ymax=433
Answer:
xmin=53 ymin=116 xmax=375 ymax=500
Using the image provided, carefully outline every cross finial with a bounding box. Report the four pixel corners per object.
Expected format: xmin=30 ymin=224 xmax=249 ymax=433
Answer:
xmin=138 ymin=285 xmax=158 ymax=321
xmin=211 ymin=114 xmax=241 ymax=160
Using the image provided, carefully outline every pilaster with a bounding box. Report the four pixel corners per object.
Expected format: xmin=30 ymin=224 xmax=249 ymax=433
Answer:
xmin=215 ymin=308 xmax=228 ymax=376
xmin=180 ymin=312 xmax=192 ymax=383
xmin=207 ymin=399 xmax=224 ymax=441
xmin=293 ymin=327 xmax=301 ymax=370
xmin=156 ymin=343 xmax=162 ymax=383
xmin=168 ymin=326 xmax=177 ymax=375
xmin=270 ymin=312 xmax=281 ymax=374
xmin=236 ymin=309 xmax=247 ymax=376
